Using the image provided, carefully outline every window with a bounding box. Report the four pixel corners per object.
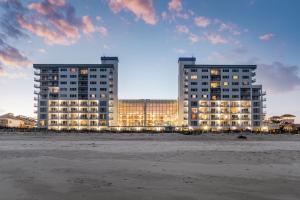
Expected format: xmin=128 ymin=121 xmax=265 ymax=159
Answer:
xmin=232 ymin=88 xmax=239 ymax=92
xmin=90 ymin=75 xmax=97 ymax=78
xmin=211 ymin=82 xmax=220 ymax=88
xmin=222 ymin=75 xmax=229 ymax=79
xmin=232 ymin=75 xmax=239 ymax=80
xmin=60 ymin=81 xmax=67 ymax=85
xmin=202 ymin=88 xmax=208 ymax=92
xmin=223 ymin=69 xmax=229 ymax=72
xmin=100 ymin=88 xmax=107 ymax=91
xmin=80 ymin=69 xmax=88 ymax=75
xmin=60 ymin=88 xmax=67 ymax=91
xmin=191 ymin=82 xmax=197 ymax=85
xmin=202 ymin=69 xmax=208 ymax=72
xmin=222 ymin=95 xmax=229 ymax=98
xmin=191 ymin=75 xmax=197 ymax=80
xmin=242 ymin=69 xmax=249 ymax=72
xmin=70 ymin=68 xmax=76 ymax=73
xmin=202 ymin=94 xmax=208 ymax=98
xmin=223 ymin=82 xmax=229 ymax=86
xmin=60 ymin=94 xmax=67 ymax=97
xmin=70 ymin=81 xmax=77 ymax=85
xmin=242 ymin=81 xmax=249 ymax=85
xmin=100 ymin=101 xmax=107 ymax=106
xmin=191 ymin=101 xmax=198 ymax=107
xmin=90 ymin=88 xmax=97 ymax=91
xmin=70 ymin=75 xmax=77 ymax=78
xmin=100 ymin=107 xmax=106 ymax=112
xmin=242 ymin=76 xmax=249 ymax=79
xmin=100 ymin=94 xmax=106 ymax=98
xmin=232 ymin=69 xmax=239 ymax=72
xmin=100 ymin=75 xmax=107 ymax=78
xmin=191 ymin=121 xmax=198 ymax=126
xmin=60 ymin=68 xmax=67 ymax=72
xmin=90 ymin=94 xmax=96 ymax=98
xmin=232 ymin=82 xmax=239 ymax=85
xmin=90 ymin=81 xmax=97 ymax=84
xmin=232 ymin=95 xmax=239 ymax=98
xmin=100 ymin=81 xmax=107 ymax=85
xmin=191 ymin=69 xmax=197 ymax=72
xmin=60 ymin=75 xmax=67 ymax=78
xmin=70 ymin=88 xmax=77 ymax=91
xmin=70 ymin=94 xmax=77 ymax=98
xmin=202 ymin=76 xmax=208 ymax=79
xmin=210 ymin=69 xmax=220 ymax=75
xmin=191 ymin=88 xmax=198 ymax=92
xmin=223 ymin=88 xmax=229 ymax=92
xmin=191 ymin=94 xmax=197 ymax=99
xmin=90 ymin=68 xmax=97 ymax=72
xmin=202 ymin=82 xmax=208 ymax=85
xmin=100 ymin=69 xmax=107 ymax=72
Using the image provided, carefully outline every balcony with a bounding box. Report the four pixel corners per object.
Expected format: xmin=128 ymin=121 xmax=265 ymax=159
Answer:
xmin=262 ymin=91 xmax=266 ymax=96
xmin=34 ymin=84 xmax=40 ymax=88
xmin=252 ymin=79 xmax=256 ymax=83
xmin=34 ymin=71 xmax=40 ymax=76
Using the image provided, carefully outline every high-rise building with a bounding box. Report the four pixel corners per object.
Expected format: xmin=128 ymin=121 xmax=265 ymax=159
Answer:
xmin=178 ymin=57 xmax=266 ymax=131
xmin=33 ymin=57 xmax=118 ymax=130
xmin=33 ymin=56 xmax=266 ymax=131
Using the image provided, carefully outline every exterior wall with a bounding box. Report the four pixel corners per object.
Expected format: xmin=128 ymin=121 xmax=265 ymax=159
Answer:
xmin=33 ymin=57 xmax=118 ymax=130
xmin=0 ymin=118 xmax=22 ymax=128
xmin=118 ymin=99 xmax=178 ymax=127
xmin=178 ymin=57 xmax=265 ymax=130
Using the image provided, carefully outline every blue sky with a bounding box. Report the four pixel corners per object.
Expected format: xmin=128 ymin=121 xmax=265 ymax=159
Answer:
xmin=0 ymin=0 xmax=300 ymax=122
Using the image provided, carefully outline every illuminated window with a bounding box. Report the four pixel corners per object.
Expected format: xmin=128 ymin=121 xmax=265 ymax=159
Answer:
xmin=80 ymin=69 xmax=88 ymax=75
xmin=191 ymin=75 xmax=197 ymax=80
xmin=233 ymin=75 xmax=239 ymax=80
xmin=223 ymin=82 xmax=228 ymax=86
xmin=70 ymin=68 xmax=76 ymax=73
xmin=210 ymin=69 xmax=220 ymax=75
xmin=191 ymin=108 xmax=197 ymax=113
xmin=191 ymin=94 xmax=197 ymax=99
xmin=202 ymin=94 xmax=208 ymax=99
xmin=211 ymin=82 xmax=220 ymax=88
xmin=211 ymin=95 xmax=217 ymax=100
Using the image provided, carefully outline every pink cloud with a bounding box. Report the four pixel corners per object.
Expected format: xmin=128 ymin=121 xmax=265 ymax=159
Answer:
xmin=0 ymin=43 xmax=31 ymax=68
xmin=28 ymin=2 xmax=54 ymax=15
xmin=218 ymin=22 xmax=241 ymax=35
xmin=51 ymin=19 xmax=80 ymax=40
xmin=107 ymin=0 xmax=157 ymax=25
xmin=168 ymin=0 xmax=182 ymax=12
xmin=48 ymin=0 xmax=66 ymax=7
xmin=81 ymin=16 xmax=108 ymax=36
xmin=189 ymin=33 xmax=200 ymax=43
xmin=204 ymin=33 xmax=228 ymax=44
xmin=259 ymin=33 xmax=275 ymax=41
xmin=176 ymin=25 xmax=189 ymax=34
xmin=18 ymin=16 xmax=78 ymax=45
xmin=194 ymin=16 xmax=210 ymax=28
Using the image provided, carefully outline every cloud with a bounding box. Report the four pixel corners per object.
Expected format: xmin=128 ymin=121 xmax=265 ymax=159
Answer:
xmin=218 ymin=22 xmax=241 ymax=35
xmin=189 ymin=33 xmax=200 ymax=43
xmin=0 ymin=38 xmax=31 ymax=68
xmin=81 ymin=15 xmax=108 ymax=36
xmin=168 ymin=0 xmax=182 ymax=12
xmin=259 ymin=33 xmax=275 ymax=41
xmin=173 ymin=48 xmax=186 ymax=54
xmin=175 ymin=25 xmax=189 ymax=34
xmin=107 ymin=0 xmax=157 ymax=25
xmin=257 ymin=62 xmax=300 ymax=94
xmin=48 ymin=0 xmax=66 ymax=7
xmin=18 ymin=15 xmax=79 ymax=45
xmin=204 ymin=33 xmax=228 ymax=44
xmin=38 ymin=48 xmax=46 ymax=53
xmin=194 ymin=16 xmax=210 ymax=28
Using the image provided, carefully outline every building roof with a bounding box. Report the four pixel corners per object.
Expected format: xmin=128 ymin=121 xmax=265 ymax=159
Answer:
xmin=183 ymin=64 xmax=257 ymax=69
xmin=178 ymin=57 xmax=196 ymax=62
xmin=101 ymin=56 xmax=119 ymax=61
xmin=33 ymin=64 xmax=114 ymax=69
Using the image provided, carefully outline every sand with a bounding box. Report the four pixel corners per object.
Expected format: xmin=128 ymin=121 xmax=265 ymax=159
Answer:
xmin=0 ymin=132 xmax=300 ymax=200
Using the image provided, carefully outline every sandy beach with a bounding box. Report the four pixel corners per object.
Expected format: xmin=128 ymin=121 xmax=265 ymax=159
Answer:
xmin=0 ymin=132 xmax=300 ymax=200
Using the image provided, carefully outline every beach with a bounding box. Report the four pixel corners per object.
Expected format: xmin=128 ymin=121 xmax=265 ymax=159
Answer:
xmin=0 ymin=132 xmax=299 ymax=200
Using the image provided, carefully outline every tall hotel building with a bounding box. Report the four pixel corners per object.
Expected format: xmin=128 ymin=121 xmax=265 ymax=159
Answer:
xmin=178 ymin=57 xmax=266 ymax=131
xmin=34 ymin=57 xmax=118 ymax=130
xmin=34 ymin=56 xmax=265 ymax=131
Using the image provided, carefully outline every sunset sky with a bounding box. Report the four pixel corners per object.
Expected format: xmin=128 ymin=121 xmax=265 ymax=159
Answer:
xmin=0 ymin=0 xmax=300 ymax=122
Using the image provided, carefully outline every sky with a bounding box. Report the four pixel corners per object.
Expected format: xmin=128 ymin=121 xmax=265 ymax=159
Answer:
xmin=0 ymin=0 xmax=300 ymax=122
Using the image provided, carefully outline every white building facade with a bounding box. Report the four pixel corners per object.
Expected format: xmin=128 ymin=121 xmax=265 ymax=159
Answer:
xmin=178 ymin=57 xmax=266 ymax=131
xmin=34 ymin=57 xmax=118 ymax=130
